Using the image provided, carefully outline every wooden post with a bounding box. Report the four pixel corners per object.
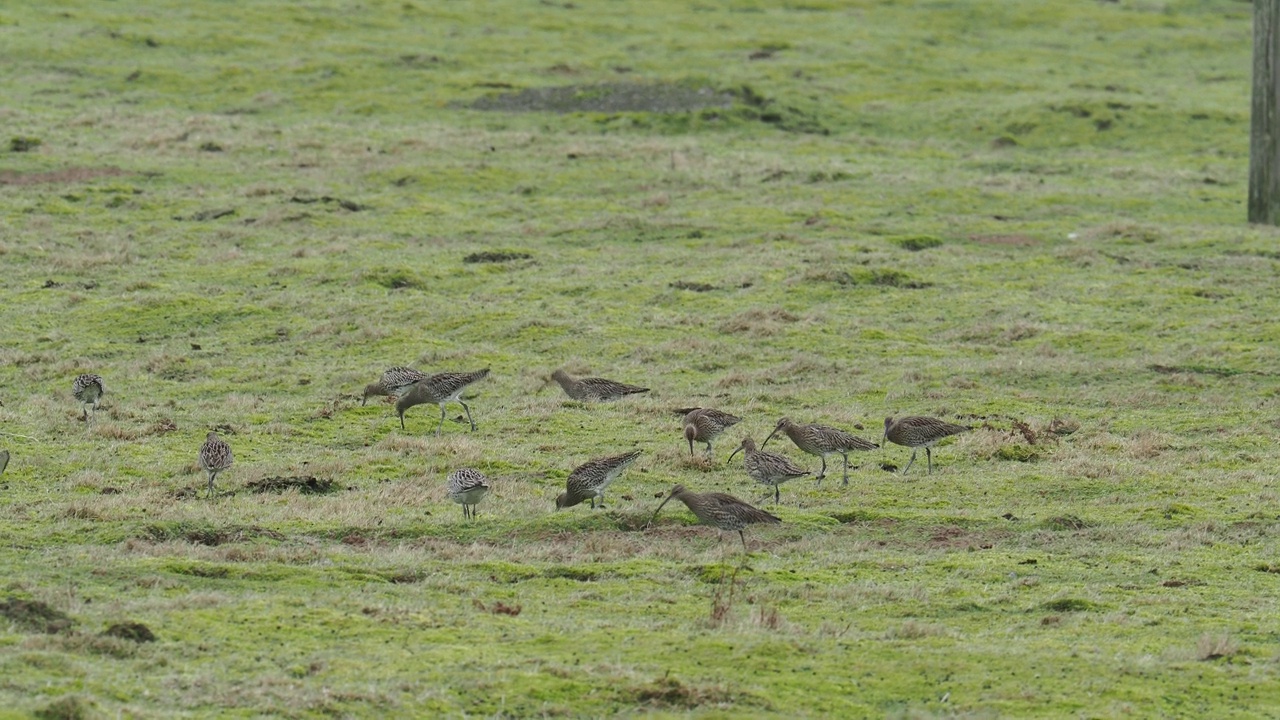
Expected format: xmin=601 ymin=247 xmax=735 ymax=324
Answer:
xmin=1250 ymin=0 xmax=1280 ymax=224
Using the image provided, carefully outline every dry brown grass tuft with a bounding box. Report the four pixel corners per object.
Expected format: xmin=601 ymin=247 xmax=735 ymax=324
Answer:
xmin=1196 ymin=633 xmax=1238 ymax=661
xmin=885 ymin=620 xmax=950 ymax=639
xmin=1128 ymin=429 xmax=1170 ymax=460
xmin=718 ymin=307 xmax=800 ymax=336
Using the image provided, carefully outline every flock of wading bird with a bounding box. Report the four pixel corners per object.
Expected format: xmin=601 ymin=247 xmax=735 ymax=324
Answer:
xmin=56 ymin=366 xmax=973 ymax=550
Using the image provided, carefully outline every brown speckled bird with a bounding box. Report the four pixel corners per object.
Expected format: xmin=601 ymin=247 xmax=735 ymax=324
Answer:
xmin=677 ymin=407 xmax=742 ymax=457
xmin=447 ymin=468 xmax=491 ymax=520
xmin=396 ymin=368 xmax=490 ymax=434
xmin=551 ymin=369 xmax=648 ymax=401
xmin=72 ymin=374 xmax=104 ymax=423
xmin=648 ymin=484 xmax=780 ymax=549
xmin=197 ymin=431 xmax=234 ymax=499
xmin=362 ymin=366 xmax=427 ymax=406
xmin=762 ymin=417 xmax=878 ymax=486
xmin=883 ymin=415 xmax=971 ymax=475
xmin=727 ymin=437 xmax=809 ymax=504
xmin=556 ymin=450 xmax=642 ymax=509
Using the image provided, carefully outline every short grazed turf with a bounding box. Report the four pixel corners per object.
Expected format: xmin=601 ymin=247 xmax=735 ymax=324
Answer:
xmin=1 ymin=0 xmax=1278 ymax=717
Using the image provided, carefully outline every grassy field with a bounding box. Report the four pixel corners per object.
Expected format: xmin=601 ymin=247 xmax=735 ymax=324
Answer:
xmin=2 ymin=0 xmax=1279 ymax=716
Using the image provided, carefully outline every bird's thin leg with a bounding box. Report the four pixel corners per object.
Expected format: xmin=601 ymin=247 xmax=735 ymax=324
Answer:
xmin=841 ymin=453 xmax=850 ymax=487
xmin=739 ymin=530 xmax=747 ymax=551
xmin=206 ymin=472 xmax=216 ymax=499
xmin=704 ymin=442 xmax=713 ymax=457
xmin=774 ymin=485 xmax=780 ymax=504
xmin=902 ymin=449 xmax=917 ymax=475
xmin=926 ymin=447 xmax=933 ymax=475
xmin=398 ymin=410 xmax=406 ymax=430
xmin=816 ymin=456 xmax=827 ymax=484
xmin=435 ymin=404 xmax=446 ymax=436
xmin=461 ymin=400 xmax=475 ymax=431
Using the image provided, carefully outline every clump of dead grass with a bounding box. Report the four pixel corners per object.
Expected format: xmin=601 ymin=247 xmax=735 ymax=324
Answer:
xmin=718 ymin=307 xmax=799 ymax=336
xmin=1196 ymin=633 xmax=1238 ymax=661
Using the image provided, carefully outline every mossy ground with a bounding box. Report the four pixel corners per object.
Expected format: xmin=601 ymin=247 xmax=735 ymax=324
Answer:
xmin=2 ymin=0 xmax=1279 ymax=716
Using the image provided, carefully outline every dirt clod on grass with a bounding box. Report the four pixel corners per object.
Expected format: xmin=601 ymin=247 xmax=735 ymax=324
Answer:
xmin=1043 ymin=515 xmax=1093 ymax=530
xmin=0 ymin=166 xmax=126 ymax=185
xmin=629 ymin=675 xmax=756 ymax=710
xmin=463 ymin=250 xmax=532 ymax=263
xmin=0 ymin=597 xmax=74 ymax=634
xmin=143 ymin=523 xmax=285 ymax=546
xmin=33 ymin=695 xmax=94 ymax=720
xmin=467 ymin=82 xmax=735 ymax=114
xmin=289 ymin=195 xmax=365 ymax=211
xmin=245 ymin=475 xmax=338 ymax=494
xmin=670 ymin=280 xmax=717 ymax=292
xmin=102 ymin=621 xmax=156 ymax=643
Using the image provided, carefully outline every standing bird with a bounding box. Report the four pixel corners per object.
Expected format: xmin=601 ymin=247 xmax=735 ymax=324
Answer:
xmin=555 ymin=449 xmax=642 ymax=509
xmin=762 ymin=417 xmax=878 ymax=487
xmin=72 ymin=374 xmax=105 ymax=423
xmin=362 ymin=366 xmax=427 ymax=406
xmin=727 ymin=437 xmax=810 ymax=504
xmin=197 ymin=432 xmax=234 ymax=499
xmin=883 ymin=416 xmax=971 ymax=475
xmin=0 ymin=449 xmax=9 ymax=475
xmin=446 ymin=468 xmax=491 ymax=520
xmin=647 ymin=484 xmax=780 ymax=550
xmin=396 ymin=368 xmax=490 ymax=434
xmin=677 ymin=407 xmax=742 ymax=457
xmin=551 ymin=369 xmax=649 ymax=401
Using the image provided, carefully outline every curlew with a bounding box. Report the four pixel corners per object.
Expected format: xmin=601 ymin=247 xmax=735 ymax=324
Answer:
xmin=72 ymin=374 xmax=104 ymax=423
xmin=727 ymin=437 xmax=809 ymax=504
xmin=883 ymin=415 xmax=971 ymax=475
xmin=676 ymin=407 xmax=742 ymax=457
xmin=362 ymin=366 xmax=427 ymax=406
xmin=647 ymin=484 xmax=780 ymax=550
xmin=551 ymin=369 xmax=648 ymax=401
xmin=396 ymin=368 xmax=490 ymax=434
xmin=762 ymin=417 xmax=878 ymax=486
xmin=197 ymin=431 xmax=234 ymax=498
xmin=447 ymin=468 xmax=491 ymax=520
xmin=555 ymin=449 xmax=642 ymax=510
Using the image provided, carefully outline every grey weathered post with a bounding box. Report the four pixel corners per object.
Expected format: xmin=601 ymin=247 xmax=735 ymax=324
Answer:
xmin=1250 ymin=0 xmax=1280 ymax=224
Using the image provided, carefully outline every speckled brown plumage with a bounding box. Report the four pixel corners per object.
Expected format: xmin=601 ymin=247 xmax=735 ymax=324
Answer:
xmin=197 ymin=431 xmax=233 ymax=498
xmin=677 ymin=407 xmax=742 ymax=457
xmin=762 ymin=417 xmax=878 ymax=486
xmin=72 ymin=374 xmax=104 ymax=422
xmin=447 ymin=468 xmax=491 ymax=520
xmin=362 ymin=366 xmax=427 ymax=405
xmin=556 ymin=450 xmax=642 ymax=509
xmin=648 ymin=484 xmax=780 ymax=549
xmin=727 ymin=437 xmax=810 ymax=504
xmin=396 ymin=368 xmax=490 ymax=434
xmin=883 ymin=415 xmax=971 ymax=475
xmin=551 ymin=369 xmax=648 ymax=401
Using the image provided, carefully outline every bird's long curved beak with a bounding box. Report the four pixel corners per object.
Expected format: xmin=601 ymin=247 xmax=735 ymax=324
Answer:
xmin=646 ymin=493 xmax=677 ymax=529
xmin=727 ymin=446 xmax=742 ymax=465
xmin=761 ymin=426 xmax=781 ymax=450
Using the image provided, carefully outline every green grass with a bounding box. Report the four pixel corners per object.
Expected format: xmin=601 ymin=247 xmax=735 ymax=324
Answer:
xmin=2 ymin=0 xmax=1279 ymax=716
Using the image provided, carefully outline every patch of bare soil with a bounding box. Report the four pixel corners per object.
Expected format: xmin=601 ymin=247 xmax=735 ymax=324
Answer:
xmin=0 ymin=597 xmax=73 ymax=633
xmin=0 ymin=167 xmax=127 ymax=185
xmin=102 ymin=621 xmax=156 ymax=643
xmin=467 ymin=82 xmax=735 ymax=113
xmin=245 ymin=475 xmax=339 ymax=494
